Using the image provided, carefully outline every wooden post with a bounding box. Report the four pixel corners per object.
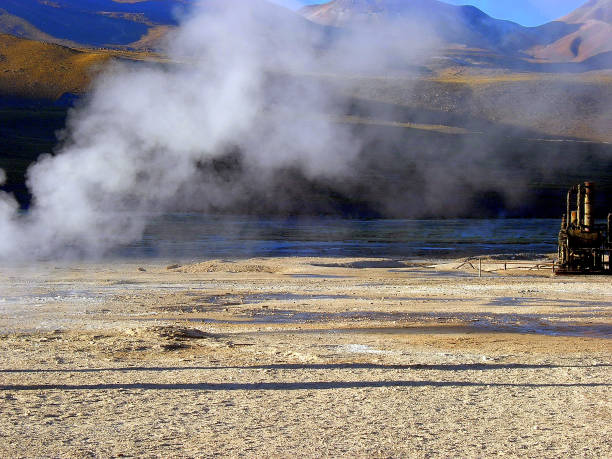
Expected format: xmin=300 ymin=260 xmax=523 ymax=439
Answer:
xmin=479 ymin=258 xmax=482 ymax=278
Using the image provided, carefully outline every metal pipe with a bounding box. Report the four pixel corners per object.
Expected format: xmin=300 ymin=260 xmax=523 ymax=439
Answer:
xmin=561 ymin=214 xmax=567 ymax=231
xmin=577 ymin=184 xmax=583 ymax=229
xmin=566 ymin=187 xmax=572 ymax=229
xmin=584 ymin=181 xmax=594 ymax=230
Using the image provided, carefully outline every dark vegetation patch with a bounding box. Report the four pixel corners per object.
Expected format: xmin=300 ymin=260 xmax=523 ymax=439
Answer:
xmin=2 ymin=102 xmax=611 ymax=218
xmin=0 ymin=107 xmax=68 ymax=205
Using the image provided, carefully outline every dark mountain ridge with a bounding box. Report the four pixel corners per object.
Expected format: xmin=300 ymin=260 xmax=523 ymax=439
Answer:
xmin=0 ymin=0 xmax=194 ymax=47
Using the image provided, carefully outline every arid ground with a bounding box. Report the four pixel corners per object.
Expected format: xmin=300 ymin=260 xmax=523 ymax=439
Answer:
xmin=1 ymin=257 xmax=610 ymax=457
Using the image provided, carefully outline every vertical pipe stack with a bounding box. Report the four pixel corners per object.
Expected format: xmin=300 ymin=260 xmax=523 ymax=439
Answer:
xmin=566 ymin=187 xmax=573 ymax=229
xmin=584 ymin=182 xmax=594 ymax=230
xmin=577 ymin=184 xmax=583 ymax=229
xmin=557 ymin=181 xmax=611 ymax=275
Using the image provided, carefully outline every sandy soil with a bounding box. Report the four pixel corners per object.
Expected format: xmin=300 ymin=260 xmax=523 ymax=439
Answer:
xmin=0 ymin=256 xmax=610 ymax=457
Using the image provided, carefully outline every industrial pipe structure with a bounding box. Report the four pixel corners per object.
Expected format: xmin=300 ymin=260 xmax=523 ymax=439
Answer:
xmin=556 ymin=182 xmax=611 ymax=274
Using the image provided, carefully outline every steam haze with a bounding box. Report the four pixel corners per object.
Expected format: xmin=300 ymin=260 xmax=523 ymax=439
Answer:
xmin=0 ymin=0 xmax=610 ymax=259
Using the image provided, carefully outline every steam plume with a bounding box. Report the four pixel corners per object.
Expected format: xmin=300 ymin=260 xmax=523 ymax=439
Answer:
xmin=0 ymin=0 xmax=441 ymax=258
xmin=0 ymin=0 xmax=609 ymax=259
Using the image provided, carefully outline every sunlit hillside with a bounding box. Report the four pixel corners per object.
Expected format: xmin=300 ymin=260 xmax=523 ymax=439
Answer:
xmin=0 ymin=34 xmax=169 ymax=100
xmin=0 ymin=34 xmax=111 ymax=100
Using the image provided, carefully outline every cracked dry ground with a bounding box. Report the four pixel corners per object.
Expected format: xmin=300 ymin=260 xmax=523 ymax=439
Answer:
xmin=0 ymin=257 xmax=610 ymax=457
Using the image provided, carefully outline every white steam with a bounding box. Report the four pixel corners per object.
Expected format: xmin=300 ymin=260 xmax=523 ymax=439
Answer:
xmin=1 ymin=0 xmax=604 ymax=260
xmin=0 ymin=0 xmax=440 ymax=259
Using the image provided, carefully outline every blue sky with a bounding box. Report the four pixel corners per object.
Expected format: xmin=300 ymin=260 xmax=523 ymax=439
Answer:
xmin=283 ymin=0 xmax=588 ymax=27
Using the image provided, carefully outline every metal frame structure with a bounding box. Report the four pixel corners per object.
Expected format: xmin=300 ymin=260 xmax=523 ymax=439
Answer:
xmin=556 ymin=182 xmax=612 ymax=274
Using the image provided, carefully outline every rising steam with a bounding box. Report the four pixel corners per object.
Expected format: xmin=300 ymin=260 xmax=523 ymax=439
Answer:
xmin=0 ymin=0 xmax=609 ymax=259
xmin=0 ymin=0 xmax=442 ymax=259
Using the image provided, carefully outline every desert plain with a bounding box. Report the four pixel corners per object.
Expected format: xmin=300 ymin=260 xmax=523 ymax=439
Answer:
xmin=0 ymin=256 xmax=610 ymax=457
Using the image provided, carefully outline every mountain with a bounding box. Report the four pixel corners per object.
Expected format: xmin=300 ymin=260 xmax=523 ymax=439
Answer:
xmin=2 ymin=0 xmax=610 ymax=64
xmin=527 ymin=0 xmax=612 ymax=62
xmin=300 ymin=0 xmax=612 ymax=64
xmin=300 ymin=0 xmax=530 ymax=52
xmin=562 ymin=0 xmax=612 ymax=23
xmin=0 ymin=0 xmax=196 ymax=49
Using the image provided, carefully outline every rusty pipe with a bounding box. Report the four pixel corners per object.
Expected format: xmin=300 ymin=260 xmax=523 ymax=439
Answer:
xmin=561 ymin=213 xmax=567 ymax=231
xmin=566 ymin=187 xmax=573 ymax=229
xmin=577 ymin=184 xmax=583 ymax=229
xmin=566 ymin=185 xmax=577 ymax=228
xmin=583 ymin=181 xmax=594 ymax=230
